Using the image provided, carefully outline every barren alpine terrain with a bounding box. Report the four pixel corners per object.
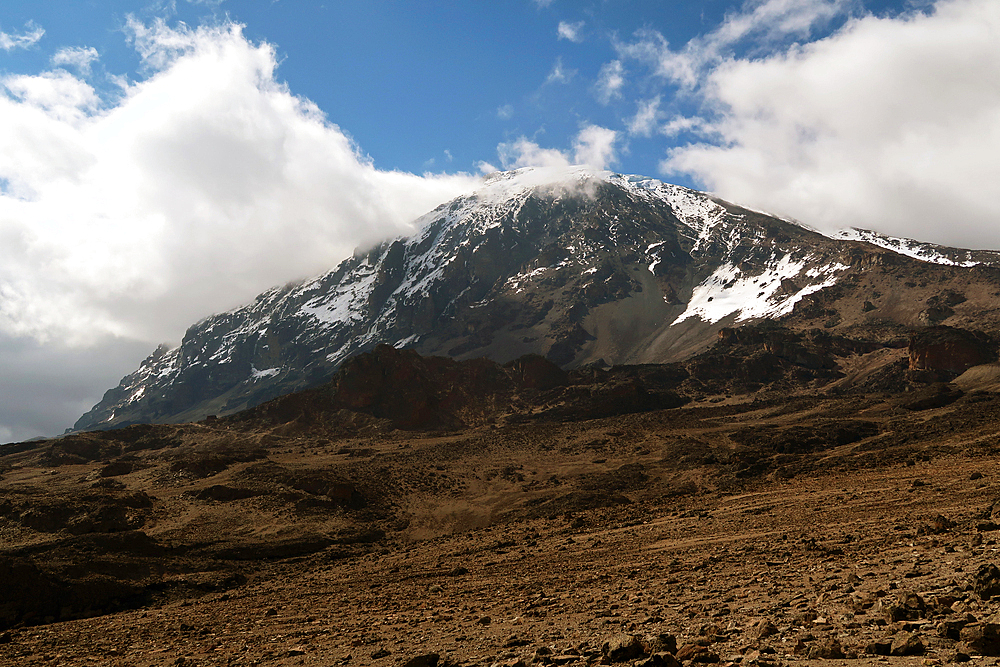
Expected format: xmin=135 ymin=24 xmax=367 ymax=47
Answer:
xmin=6 ymin=326 xmax=1000 ymax=666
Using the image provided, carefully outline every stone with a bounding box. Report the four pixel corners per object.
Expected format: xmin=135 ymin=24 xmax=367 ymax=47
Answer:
xmin=879 ymin=592 xmax=925 ymax=622
xmin=675 ymin=644 xmax=721 ymax=663
xmin=635 ymin=653 xmax=681 ymax=667
xmin=641 ymin=633 xmax=677 ymax=655
xmin=890 ymin=632 xmax=925 ymax=656
xmin=403 ymin=653 xmax=440 ymax=667
xmin=602 ymin=634 xmax=646 ymax=662
xmin=972 ymin=564 xmax=1000 ymax=600
xmin=959 ymin=621 xmax=1000 ymax=656
xmin=938 ymin=618 xmax=972 ymax=640
xmin=747 ymin=618 xmax=779 ymax=641
xmin=866 ymin=640 xmax=892 ymax=656
xmin=493 ymin=660 xmax=527 ymax=667
xmin=807 ymin=637 xmax=846 ymax=659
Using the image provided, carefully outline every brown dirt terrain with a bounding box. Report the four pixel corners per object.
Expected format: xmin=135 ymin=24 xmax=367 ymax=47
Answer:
xmin=6 ymin=328 xmax=1000 ymax=666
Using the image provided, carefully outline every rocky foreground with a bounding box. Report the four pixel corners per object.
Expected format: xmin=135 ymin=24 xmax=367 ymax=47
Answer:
xmin=4 ymin=448 xmax=1000 ymax=667
xmin=5 ymin=326 xmax=1000 ymax=665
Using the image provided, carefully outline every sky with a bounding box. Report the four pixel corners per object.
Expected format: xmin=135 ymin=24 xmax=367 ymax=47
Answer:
xmin=0 ymin=0 xmax=998 ymax=442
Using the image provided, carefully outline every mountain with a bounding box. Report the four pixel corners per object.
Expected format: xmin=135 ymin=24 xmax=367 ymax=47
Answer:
xmin=74 ymin=166 xmax=1000 ymax=431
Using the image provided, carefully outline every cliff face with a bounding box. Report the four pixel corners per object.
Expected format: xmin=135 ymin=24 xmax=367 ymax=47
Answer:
xmin=909 ymin=326 xmax=998 ymax=379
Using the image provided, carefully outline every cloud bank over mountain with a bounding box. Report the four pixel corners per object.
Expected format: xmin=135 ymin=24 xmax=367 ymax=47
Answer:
xmin=614 ymin=0 xmax=1000 ymax=249
xmin=0 ymin=19 xmax=478 ymax=349
xmin=0 ymin=18 xmax=480 ymax=442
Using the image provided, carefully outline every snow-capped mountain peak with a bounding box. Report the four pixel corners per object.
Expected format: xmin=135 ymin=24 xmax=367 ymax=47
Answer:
xmin=74 ymin=168 xmax=1000 ymax=431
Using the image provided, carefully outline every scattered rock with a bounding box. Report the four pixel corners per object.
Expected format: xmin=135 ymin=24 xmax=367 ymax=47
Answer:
xmin=973 ymin=564 xmax=1000 ymax=600
xmin=807 ymin=636 xmax=846 ymax=659
xmin=602 ymin=634 xmax=646 ymax=662
xmin=890 ymin=632 xmax=925 ymax=656
xmin=959 ymin=621 xmax=1000 ymax=656
xmin=635 ymin=653 xmax=681 ymax=667
xmin=675 ymin=644 xmax=720 ymax=663
xmin=403 ymin=653 xmax=440 ymax=667
xmin=746 ymin=618 xmax=779 ymax=642
xmin=866 ymin=639 xmax=892 ymax=656
xmin=641 ymin=634 xmax=677 ymax=655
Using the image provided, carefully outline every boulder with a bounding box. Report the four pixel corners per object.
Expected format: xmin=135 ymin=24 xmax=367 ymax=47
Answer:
xmin=973 ymin=564 xmax=1000 ymax=600
xmin=602 ymin=633 xmax=646 ymax=662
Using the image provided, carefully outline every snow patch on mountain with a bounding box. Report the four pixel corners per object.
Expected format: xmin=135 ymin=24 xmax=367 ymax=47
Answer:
xmin=673 ymin=256 xmax=849 ymax=325
xmin=300 ymin=265 xmax=378 ymax=326
xmin=832 ymin=228 xmax=979 ymax=267
xmin=251 ymin=366 xmax=280 ymax=380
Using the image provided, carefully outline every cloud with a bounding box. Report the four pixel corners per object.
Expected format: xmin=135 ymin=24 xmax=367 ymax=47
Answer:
xmin=616 ymin=0 xmax=852 ymax=87
xmin=660 ymin=115 xmax=706 ymax=137
xmin=546 ymin=56 xmax=575 ymax=84
xmin=594 ymin=60 xmax=625 ymax=104
xmin=532 ymin=0 xmax=555 ymax=7
xmin=497 ymin=103 xmax=514 ymax=120
xmin=498 ymin=137 xmax=572 ymax=170
xmin=52 ymin=47 xmax=101 ymax=75
xmin=661 ymin=0 xmax=1000 ymax=249
xmin=2 ymin=69 xmax=101 ymax=124
xmin=0 ymin=17 xmax=482 ymax=437
xmin=628 ymin=96 xmax=662 ymax=137
xmin=558 ymin=20 xmax=585 ymax=43
xmin=573 ymin=124 xmax=618 ymax=168
xmin=0 ymin=21 xmax=44 ymax=51
xmin=497 ymin=124 xmax=618 ymax=170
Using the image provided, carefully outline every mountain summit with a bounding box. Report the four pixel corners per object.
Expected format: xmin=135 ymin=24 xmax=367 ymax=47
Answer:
xmin=75 ymin=166 xmax=1000 ymax=431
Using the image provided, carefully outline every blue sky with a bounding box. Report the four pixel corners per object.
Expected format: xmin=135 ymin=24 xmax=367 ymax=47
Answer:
xmin=0 ymin=0 xmax=915 ymax=180
xmin=0 ymin=0 xmax=998 ymax=441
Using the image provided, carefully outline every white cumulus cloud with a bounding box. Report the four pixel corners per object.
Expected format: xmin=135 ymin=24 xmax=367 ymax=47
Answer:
xmin=0 ymin=19 xmax=479 ymax=346
xmin=573 ymin=124 xmax=618 ymax=168
xmin=661 ymin=0 xmax=1000 ymax=249
xmin=0 ymin=18 xmax=481 ymax=439
xmin=497 ymin=124 xmax=618 ymax=170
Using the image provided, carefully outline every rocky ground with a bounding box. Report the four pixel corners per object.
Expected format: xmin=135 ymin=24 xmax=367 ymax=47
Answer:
xmin=6 ymin=327 xmax=1000 ymax=666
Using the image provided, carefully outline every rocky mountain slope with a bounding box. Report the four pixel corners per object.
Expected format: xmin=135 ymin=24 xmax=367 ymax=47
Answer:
xmin=75 ymin=166 xmax=1000 ymax=431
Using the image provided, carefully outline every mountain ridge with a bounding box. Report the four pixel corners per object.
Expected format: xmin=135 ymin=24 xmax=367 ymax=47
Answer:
xmin=74 ymin=166 xmax=1000 ymax=432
